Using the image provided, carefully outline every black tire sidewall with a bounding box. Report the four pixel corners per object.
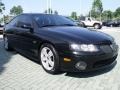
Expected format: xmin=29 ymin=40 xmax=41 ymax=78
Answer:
xmin=39 ymin=43 xmax=60 ymax=74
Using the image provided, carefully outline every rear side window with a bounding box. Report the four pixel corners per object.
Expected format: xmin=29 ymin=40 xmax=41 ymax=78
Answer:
xmin=34 ymin=15 xmax=55 ymax=27
xmin=34 ymin=15 xmax=45 ymax=27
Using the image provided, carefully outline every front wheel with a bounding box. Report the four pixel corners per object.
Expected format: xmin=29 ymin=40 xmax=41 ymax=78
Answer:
xmin=40 ymin=43 xmax=60 ymax=74
xmin=94 ymin=24 xmax=102 ymax=29
xmin=4 ymin=36 xmax=13 ymax=51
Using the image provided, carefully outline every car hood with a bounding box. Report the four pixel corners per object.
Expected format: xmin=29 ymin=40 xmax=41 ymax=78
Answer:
xmin=38 ymin=26 xmax=113 ymax=44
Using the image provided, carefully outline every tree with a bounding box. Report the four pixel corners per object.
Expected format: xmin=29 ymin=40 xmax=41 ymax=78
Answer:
xmin=44 ymin=8 xmax=53 ymax=14
xmin=0 ymin=0 xmax=5 ymax=14
xmin=114 ymin=7 xmax=120 ymax=19
xmin=54 ymin=10 xmax=58 ymax=15
xmin=102 ymin=10 xmax=113 ymax=20
xmin=10 ymin=5 xmax=23 ymax=16
xmin=91 ymin=0 xmax=103 ymax=19
xmin=0 ymin=17 xmax=3 ymax=23
xmin=71 ymin=12 xmax=77 ymax=20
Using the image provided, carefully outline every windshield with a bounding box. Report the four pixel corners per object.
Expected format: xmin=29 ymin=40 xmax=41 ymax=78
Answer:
xmin=34 ymin=14 xmax=76 ymax=27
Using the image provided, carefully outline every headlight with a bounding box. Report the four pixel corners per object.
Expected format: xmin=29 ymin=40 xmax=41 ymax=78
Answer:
xmin=112 ymin=40 xmax=116 ymax=45
xmin=70 ymin=44 xmax=99 ymax=52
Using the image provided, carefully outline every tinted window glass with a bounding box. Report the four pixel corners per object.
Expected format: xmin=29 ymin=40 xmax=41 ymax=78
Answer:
xmin=9 ymin=17 xmax=18 ymax=26
xmin=17 ymin=15 xmax=32 ymax=27
xmin=34 ymin=15 xmax=76 ymax=27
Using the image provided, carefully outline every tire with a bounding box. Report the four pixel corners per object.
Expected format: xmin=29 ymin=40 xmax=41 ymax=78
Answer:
xmin=4 ymin=36 xmax=13 ymax=51
xmin=94 ymin=24 xmax=101 ymax=29
xmin=82 ymin=23 xmax=86 ymax=28
xmin=39 ymin=43 xmax=60 ymax=74
xmin=110 ymin=24 xmax=113 ymax=27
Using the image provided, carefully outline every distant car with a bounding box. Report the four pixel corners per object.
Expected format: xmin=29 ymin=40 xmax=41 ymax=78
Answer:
xmin=80 ymin=17 xmax=102 ymax=29
xmin=4 ymin=13 xmax=118 ymax=74
xmin=0 ymin=24 xmax=3 ymax=34
xmin=65 ymin=17 xmax=84 ymax=27
xmin=102 ymin=20 xmax=111 ymax=26
xmin=117 ymin=20 xmax=120 ymax=27
xmin=105 ymin=20 xmax=120 ymax=27
xmin=0 ymin=24 xmax=4 ymax=27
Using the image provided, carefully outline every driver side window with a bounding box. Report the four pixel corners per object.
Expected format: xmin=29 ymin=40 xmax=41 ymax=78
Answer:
xmin=87 ymin=18 xmax=91 ymax=21
xmin=17 ymin=15 xmax=32 ymax=28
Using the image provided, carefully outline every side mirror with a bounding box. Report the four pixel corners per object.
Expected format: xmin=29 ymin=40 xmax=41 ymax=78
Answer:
xmin=18 ymin=22 xmax=34 ymax=33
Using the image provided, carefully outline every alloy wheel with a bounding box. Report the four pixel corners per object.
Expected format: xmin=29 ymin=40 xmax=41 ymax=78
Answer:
xmin=4 ymin=37 xmax=8 ymax=49
xmin=41 ymin=47 xmax=55 ymax=71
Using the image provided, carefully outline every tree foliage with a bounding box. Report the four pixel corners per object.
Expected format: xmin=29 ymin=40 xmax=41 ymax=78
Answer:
xmin=10 ymin=5 xmax=23 ymax=16
xmin=91 ymin=0 xmax=103 ymax=18
xmin=102 ymin=10 xmax=113 ymax=20
xmin=44 ymin=8 xmax=53 ymax=14
xmin=0 ymin=0 xmax=5 ymax=14
xmin=101 ymin=7 xmax=120 ymax=20
xmin=54 ymin=10 xmax=58 ymax=15
xmin=114 ymin=7 xmax=120 ymax=19
xmin=71 ymin=12 xmax=77 ymax=20
xmin=44 ymin=8 xmax=59 ymax=15
xmin=90 ymin=0 xmax=120 ymax=20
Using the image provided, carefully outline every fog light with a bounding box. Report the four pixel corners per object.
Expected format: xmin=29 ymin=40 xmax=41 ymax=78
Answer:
xmin=64 ymin=58 xmax=71 ymax=62
xmin=75 ymin=61 xmax=87 ymax=70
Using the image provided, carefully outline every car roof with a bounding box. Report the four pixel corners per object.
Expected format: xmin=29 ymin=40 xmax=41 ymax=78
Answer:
xmin=20 ymin=13 xmax=59 ymax=17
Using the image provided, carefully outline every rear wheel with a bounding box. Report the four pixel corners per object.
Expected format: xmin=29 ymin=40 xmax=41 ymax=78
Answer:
xmin=40 ymin=43 xmax=60 ymax=74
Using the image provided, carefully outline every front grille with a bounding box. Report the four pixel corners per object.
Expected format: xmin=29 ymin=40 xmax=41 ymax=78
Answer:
xmin=93 ymin=56 xmax=117 ymax=68
xmin=100 ymin=45 xmax=112 ymax=53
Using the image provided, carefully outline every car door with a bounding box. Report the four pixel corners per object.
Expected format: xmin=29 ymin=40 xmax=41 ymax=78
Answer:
xmin=15 ymin=15 xmax=38 ymax=57
xmin=85 ymin=17 xmax=92 ymax=26
xmin=5 ymin=16 xmax=21 ymax=49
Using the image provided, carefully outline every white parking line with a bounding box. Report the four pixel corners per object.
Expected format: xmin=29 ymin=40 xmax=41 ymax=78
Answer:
xmin=102 ymin=30 xmax=120 ymax=32
xmin=98 ymin=28 xmax=120 ymax=32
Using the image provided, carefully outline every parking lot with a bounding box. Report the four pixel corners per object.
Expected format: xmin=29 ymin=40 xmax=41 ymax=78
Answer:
xmin=0 ymin=27 xmax=120 ymax=90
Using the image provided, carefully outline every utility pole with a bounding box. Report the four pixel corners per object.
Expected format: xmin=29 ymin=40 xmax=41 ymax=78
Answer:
xmin=50 ymin=0 xmax=52 ymax=14
xmin=47 ymin=0 xmax=48 ymax=14
xmin=47 ymin=0 xmax=52 ymax=14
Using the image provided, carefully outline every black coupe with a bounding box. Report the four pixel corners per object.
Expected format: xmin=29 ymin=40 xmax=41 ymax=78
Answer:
xmin=3 ymin=14 xmax=119 ymax=74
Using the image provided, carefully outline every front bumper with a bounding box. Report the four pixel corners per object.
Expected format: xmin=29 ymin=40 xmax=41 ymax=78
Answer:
xmin=60 ymin=45 xmax=118 ymax=72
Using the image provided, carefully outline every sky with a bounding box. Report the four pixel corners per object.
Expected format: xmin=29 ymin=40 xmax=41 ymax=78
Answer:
xmin=1 ymin=0 xmax=120 ymax=16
